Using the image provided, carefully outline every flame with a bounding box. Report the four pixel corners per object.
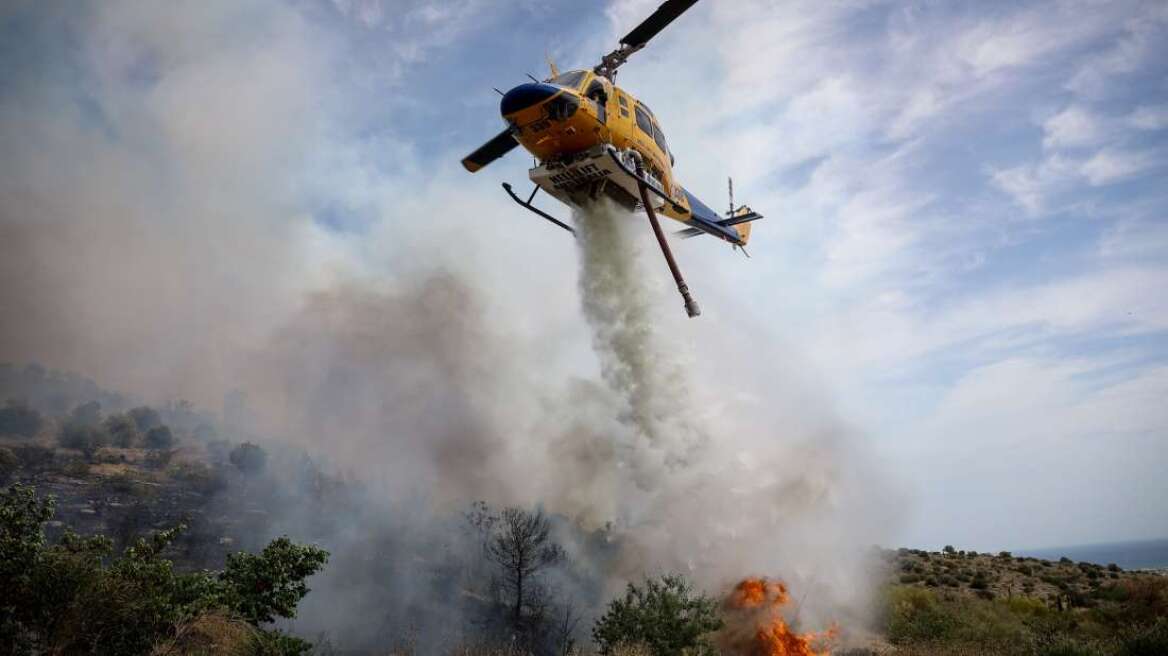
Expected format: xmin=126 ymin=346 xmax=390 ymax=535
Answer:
xmin=719 ymin=578 xmax=837 ymax=656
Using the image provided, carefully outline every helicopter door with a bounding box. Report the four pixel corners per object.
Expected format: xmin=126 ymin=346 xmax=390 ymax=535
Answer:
xmin=585 ymin=78 xmax=609 ymax=125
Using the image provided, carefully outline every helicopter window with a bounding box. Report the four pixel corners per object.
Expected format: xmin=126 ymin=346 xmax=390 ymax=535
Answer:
xmin=585 ymin=79 xmax=609 ymax=105
xmin=618 ymin=94 xmax=628 ymax=108
xmin=634 ymin=106 xmax=654 ymax=138
xmin=550 ymin=70 xmax=587 ymax=89
xmin=651 ymin=120 xmax=669 ymax=154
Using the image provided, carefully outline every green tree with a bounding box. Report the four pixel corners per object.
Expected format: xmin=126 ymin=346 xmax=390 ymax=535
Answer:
xmin=0 ymin=483 xmax=328 ymax=655
xmin=104 ymin=413 xmax=141 ymax=448
xmin=144 ymin=425 xmax=174 ymax=449
xmin=229 ymin=442 xmax=268 ymax=475
xmin=0 ymin=447 xmax=17 ymax=483
xmin=592 ymin=574 xmax=723 ymax=656
xmin=0 ymin=400 xmax=42 ymax=438
xmin=57 ymin=422 xmax=110 ymax=460
xmin=69 ymin=400 xmax=103 ymax=427
xmin=219 ymin=537 xmax=329 ymax=624
xmin=128 ymin=406 xmax=162 ymax=432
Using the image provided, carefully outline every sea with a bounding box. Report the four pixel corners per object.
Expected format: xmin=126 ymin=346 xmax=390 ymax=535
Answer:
xmin=1016 ymin=538 xmax=1168 ymax=571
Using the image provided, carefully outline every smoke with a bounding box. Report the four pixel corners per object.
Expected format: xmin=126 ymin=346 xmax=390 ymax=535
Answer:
xmin=0 ymin=0 xmax=902 ymax=648
xmin=568 ymin=203 xmax=895 ymax=631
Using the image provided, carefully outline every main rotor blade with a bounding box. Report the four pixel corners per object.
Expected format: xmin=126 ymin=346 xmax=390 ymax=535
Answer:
xmin=620 ymin=0 xmax=700 ymax=49
xmin=461 ymin=128 xmax=519 ymax=173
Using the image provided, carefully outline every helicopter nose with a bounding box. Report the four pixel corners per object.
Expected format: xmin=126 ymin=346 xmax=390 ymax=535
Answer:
xmin=500 ymin=82 xmax=559 ymax=116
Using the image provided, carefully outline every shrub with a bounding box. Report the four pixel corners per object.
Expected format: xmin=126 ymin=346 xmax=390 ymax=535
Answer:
xmin=104 ymin=413 xmax=142 ymax=448
xmin=592 ymin=574 xmax=722 ymax=656
xmin=61 ymin=459 xmax=89 ymax=478
xmin=1035 ymin=639 xmax=1107 ymax=656
xmin=145 ymin=425 xmax=175 ymax=450
xmin=0 ymin=447 xmax=18 ymax=483
xmin=105 ymin=473 xmax=143 ymax=495
xmin=129 ymin=406 xmax=163 ymax=432
xmin=1117 ymin=619 xmax=1168 ymax=656
xmin=883 ymin=586 xmax=954 ymax=644
xmin=169 ymin=462 xmax=226 ymax=496
xmin=58 ymin=422 xmax=110 ymax=459
xmin=0 ymin=483 xmax=327 ymax=655
xmin=0 ymin=400 xmax=43 ymax=437
xmin=145 ymin=448 xmax=177 ymax=470
xmin=69 ymin=400 xmax=103 ymax=426
xmin=13 ymin=444 xmax=54 ymax=470
xmin=900 ymin=573 xmax=922 ymax=584
xmin=229 ymin=442 xmax=267 ymax=475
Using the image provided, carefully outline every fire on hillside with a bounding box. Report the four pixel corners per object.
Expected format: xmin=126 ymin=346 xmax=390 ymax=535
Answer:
xmin=720 ymin=578 xmax=838 ymax=656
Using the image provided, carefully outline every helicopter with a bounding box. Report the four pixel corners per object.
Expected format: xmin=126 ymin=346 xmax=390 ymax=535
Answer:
xmin=461 ymin=0 xmax=762 ymax=318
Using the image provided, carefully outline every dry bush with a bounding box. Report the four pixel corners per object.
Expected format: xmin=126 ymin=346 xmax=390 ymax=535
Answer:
xmin=150 ymin=612 xmax=257 ymax=656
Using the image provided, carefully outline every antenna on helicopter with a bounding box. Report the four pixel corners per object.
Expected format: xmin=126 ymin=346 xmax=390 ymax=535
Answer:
xmin=728 ymin=177 xmax=735 ymax=217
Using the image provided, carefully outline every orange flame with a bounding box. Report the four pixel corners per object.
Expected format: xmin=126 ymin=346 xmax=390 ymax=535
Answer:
xmin=719 ymin=578 xmax=837 ymax=656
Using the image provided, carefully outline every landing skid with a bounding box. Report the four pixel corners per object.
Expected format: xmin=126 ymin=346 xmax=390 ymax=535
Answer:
xmin=502 ymin=182 xmax=575 ymax=235
xmin=502 ymin=164 xmax=701 ymax=318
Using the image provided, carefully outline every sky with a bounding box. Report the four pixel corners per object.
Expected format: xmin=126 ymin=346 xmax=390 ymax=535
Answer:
xmin=1 ymin=0 xmax=1166 ymax=555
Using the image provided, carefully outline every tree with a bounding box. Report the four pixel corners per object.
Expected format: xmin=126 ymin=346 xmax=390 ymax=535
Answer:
xmin=57 ymin=421 xmax=110 ymax=460
xmin=104 ymin=413 xmax=141 ymax=448
xmin=0 ymin=400 xmax=42 ymax=438
xmin=69 ymin=400 xmax=103 ymax=427
xmin=485 ymin=506 xmax=565 ymax=630
xmin=592 ymin=574 xmax=723 ymax=656
xmin=144 ymin=425 xmax=174 ymax=449
xmin=0 ymin=447 xmax=18 ymax=484
xmin=229 ymin=442 xmax=268 ymax=475
xmin=0 ymin=483 xmax=328 ymax=655
xmin=128 ymin=406 xmax=162 ymax=432
xmin=218 ymin=537 xmax=329 ymax=624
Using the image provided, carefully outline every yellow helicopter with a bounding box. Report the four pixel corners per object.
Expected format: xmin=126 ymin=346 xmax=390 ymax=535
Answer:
xmin=461 ymin=0 xmax=762 ymax=318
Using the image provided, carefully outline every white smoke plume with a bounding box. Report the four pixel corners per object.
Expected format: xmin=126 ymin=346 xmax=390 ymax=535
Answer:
xmin=0 ymin=0 xmax=903 ymax=645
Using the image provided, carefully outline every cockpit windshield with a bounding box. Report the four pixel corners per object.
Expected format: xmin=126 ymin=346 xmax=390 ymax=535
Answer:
xmin=549 ymin=70 xmax=587 ymax=89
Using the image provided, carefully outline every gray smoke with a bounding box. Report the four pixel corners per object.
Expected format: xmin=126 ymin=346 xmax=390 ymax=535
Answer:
xmin=0 ymin=0 xmax=902 ymax=648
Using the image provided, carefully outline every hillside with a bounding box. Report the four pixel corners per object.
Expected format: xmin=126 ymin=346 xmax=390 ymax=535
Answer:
xmin=2 ymin=366 xmax=1166 ymax=655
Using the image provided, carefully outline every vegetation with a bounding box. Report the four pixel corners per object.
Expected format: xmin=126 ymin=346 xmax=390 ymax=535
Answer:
xmin=145 ymin=425 xmax=176 ymax=450
xmin=229 ymin=442 xmax=268 ymax=475
xmin=592 ymin=574 xmax=723 ymax=656
xmin=5 ymin=368 xmax=1165 ymax=655
xmin=880 ymin=547 xmax=1168 ymax=656
xmin=0 ymin=400 xmax=42 ymax=438
xmin=0 ymin=483 xmax=328 ymax=656
xmin=104 ymin=412 xmax=142 ymax=448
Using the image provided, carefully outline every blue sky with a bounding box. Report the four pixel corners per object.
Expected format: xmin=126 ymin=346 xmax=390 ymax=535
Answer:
xmin=339 ymin=0 xmax=1168 ymax=550
xmin=2 ymin=0 xmax=1166 ymax=553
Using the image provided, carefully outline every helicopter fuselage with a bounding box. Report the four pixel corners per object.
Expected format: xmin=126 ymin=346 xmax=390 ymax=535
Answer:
xmin=500 ymin=70 xmax=687 ymax=218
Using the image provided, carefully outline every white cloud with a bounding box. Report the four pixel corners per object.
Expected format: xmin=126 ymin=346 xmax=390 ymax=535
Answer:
xmin=1127 ymin=104 xmax=1168 ymax=131
xmin=1042 ymin=105 xmax=1104 ymax=149
xmin=989 ymin=154 xmax=1078 ymax=215
xmin=1080 ymin=147 xmax=1157 ymax=185
xmin=1067 ymin=6 xmax=1168 ymax=98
